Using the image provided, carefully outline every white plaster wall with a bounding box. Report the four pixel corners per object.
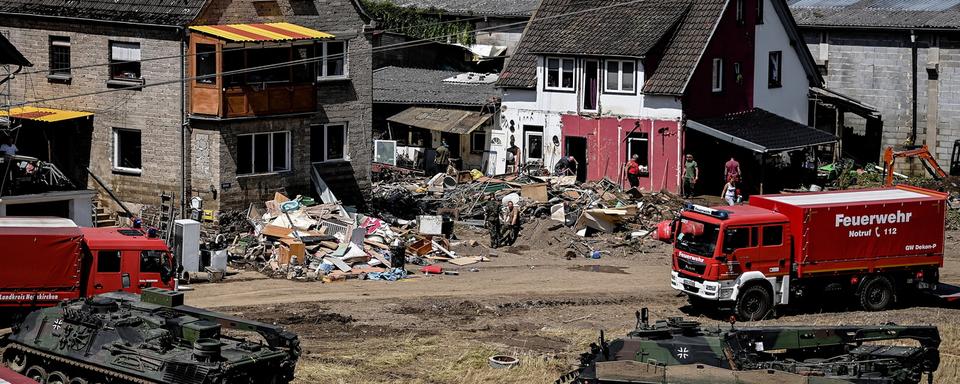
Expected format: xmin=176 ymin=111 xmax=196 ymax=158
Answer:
xmin=754 ymin=0 xmax=810 ymax=124
xmin=641 ymin=95 xmax=684 ymax=120
xmin=499 ymin=87 xmax=564 ymax=174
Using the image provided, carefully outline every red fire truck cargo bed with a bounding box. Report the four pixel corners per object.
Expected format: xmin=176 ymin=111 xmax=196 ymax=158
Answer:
xmin=749 ymin=186 xmax=947 ymax=278
xmin=0 ymin=217 xmax=83 ymax=294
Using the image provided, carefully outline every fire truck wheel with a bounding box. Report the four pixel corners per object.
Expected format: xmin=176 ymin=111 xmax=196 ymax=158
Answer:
xmin=736 ymin=285 xmax=772 ymax=321
xmin=859 ymin=276 xmax=894 ymax=311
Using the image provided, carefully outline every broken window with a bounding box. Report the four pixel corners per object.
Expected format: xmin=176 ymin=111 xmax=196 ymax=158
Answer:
xmin=319 ymin=41 xmax=347 ymax=79
xmin=711 ymin=58 xmax=723 ymax=92
xmin=471 ymin=130 xmax=487 ymax=153
xmin=768 ymin=51 xmax=782 ymax=88
xmin=236 ymin=132 xmax=290 ymax=175
xmin=113 ymin=128 xmax=142 ymax=173
xmin=196 ymin=43 xmax=217 ymax=84
xmin=545 ymin=57 xmax=574 ymax=91
xmin=109 ymin=41 xmax=142 ymax=83
xmin=48 ymin=36 xmax=71 ymax=80
xmin=605 ymin=59 xmax=636 ymax=93
xmin=524 ymin=126 xmax=544 ymax=161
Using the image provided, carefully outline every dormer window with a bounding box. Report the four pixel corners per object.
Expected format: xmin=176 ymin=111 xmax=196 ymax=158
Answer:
xmin=545 ymin=57 xmax=575 ymax=91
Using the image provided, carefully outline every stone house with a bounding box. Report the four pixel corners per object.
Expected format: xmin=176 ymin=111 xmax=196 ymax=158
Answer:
xmin=791 ymin=0 xmax=960 ymax=171
xmin=0 ymin=0 xmax=374 ymax=218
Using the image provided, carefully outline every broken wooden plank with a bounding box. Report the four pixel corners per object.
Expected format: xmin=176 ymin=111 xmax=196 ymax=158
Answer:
xmin=324 ymin=257 xmax=352 ymax=272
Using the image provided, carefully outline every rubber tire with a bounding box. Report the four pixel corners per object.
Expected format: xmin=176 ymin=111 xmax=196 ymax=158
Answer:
xmin=3 ymin=350 xmax=28 ymax=373
xmin=25 ymin=365 xmax=47 ymax=383
xmin=736 ymin=285 xmax=773 ymax=321
xmin=47 ymin=371 xmax=69 ymax=384
xmin=859 ymin=276 xmax=894 ymax=311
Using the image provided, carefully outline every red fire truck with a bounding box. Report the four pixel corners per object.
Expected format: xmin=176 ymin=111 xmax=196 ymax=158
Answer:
xmin=659 ymin=186 xmax=948 ymax=320
xmin=0 ymin=217 xmax=174 ymax=313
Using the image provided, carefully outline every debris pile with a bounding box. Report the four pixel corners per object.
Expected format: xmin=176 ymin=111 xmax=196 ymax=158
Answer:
xmin=220 ymin=169 xmax=689 ymax=282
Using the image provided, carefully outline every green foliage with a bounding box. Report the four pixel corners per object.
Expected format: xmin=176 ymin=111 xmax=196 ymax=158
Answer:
xmin=362 ymin=0 xmax=475 ymax=45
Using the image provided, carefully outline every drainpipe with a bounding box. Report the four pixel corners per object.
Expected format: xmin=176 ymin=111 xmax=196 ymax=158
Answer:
xmin=179 ymin=27 xmax=188 ymax=218
xmin=911 ymin=30 xmax=918 ymax=145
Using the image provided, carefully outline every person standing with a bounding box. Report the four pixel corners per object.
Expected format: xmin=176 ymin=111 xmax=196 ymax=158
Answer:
xmin=721 ymin=177 xmax=739 ymax=206
xmin=506 ymin=138 xmax=521 ymax=175
xmin=434 ymin=140 xmax=449 ymax=174
xmin=682 ymin=153 xmax=699 ymax=198
xmin=724 ymin=156 xmax=741 ymax=182
xmin=501 ymin=200 xmax=521 ymax=245
xmin=484 ymin=198 xmax=501 ymax=248
xmin=624 ymin=154 xmax=641 ymax=189
xmin=0 ymin=136 xmax=17 ymax=157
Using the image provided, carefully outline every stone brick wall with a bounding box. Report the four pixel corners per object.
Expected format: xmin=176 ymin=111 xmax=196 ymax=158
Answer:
xmin=0 ymin=18 xmax=186 ymax=209
xmin=195 ymin=0 xmax=374 ymax=210
xmin=801 ymin=29 xmax=960 ymax=174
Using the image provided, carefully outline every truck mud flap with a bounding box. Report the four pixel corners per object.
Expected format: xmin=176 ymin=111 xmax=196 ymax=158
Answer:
xmin=927 ymin=283 xmax=960 ymax=302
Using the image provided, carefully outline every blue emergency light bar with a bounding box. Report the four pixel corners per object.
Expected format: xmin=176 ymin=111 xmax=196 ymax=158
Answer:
xmin=683 ymin=202 xmax=730 ymax=219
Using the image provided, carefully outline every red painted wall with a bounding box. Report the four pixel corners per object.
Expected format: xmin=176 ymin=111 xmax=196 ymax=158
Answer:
xmin=683 ymin=0 xmax=758 ymax=119
xmin=561 ymin=115 xmax=682 ymax=192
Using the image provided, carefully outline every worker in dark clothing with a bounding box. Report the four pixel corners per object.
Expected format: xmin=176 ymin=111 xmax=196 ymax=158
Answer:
xmin=554 ymin=155 xmax=578 ymax=176
xmin=501 ymin=200 xmax=521 ymax=245
xmin=434 ymin=140 xmax=450 ymax=174
xmin=624 ymin=154 xmax=641 ymax=189
xmin=485 ymin=198 xmax=501 ymax=248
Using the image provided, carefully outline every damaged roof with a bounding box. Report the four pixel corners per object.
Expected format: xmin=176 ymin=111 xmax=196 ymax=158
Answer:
xmin=0 ymin=0 xmax=208 ymax=26
xmin=373 ymin=66 xmax=501 ymax=107
xmin=380 ymin=0 xmax=538 ymax=17
xmin=497 ymin=0 xmax=729 ymax=95
xmin=0 ymin=32 xmax=30 ymax=67
xmin=789 ymin=0 xmax=960 ymax=30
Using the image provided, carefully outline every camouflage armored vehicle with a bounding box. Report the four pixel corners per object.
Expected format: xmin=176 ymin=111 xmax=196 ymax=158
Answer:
xmin=1 ymin=287 xmax=300 ymax=384
xmin=561 ymin=309 xmax=940 ymax=384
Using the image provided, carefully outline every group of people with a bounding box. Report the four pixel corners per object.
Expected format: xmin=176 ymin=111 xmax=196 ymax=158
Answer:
xmin=681 ymin=153 xmax=743 ymax=205
xmin=485 ymin=197 xmax=521 ymax=248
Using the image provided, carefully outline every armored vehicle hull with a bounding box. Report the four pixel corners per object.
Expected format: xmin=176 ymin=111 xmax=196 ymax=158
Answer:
xmin=562 ymin=309 xmax=940 ymax=384
xmin=1 ymin=288 xmax=300 ymax=384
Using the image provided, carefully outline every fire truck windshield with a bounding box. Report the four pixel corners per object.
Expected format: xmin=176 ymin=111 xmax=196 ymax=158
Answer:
xmin=675 ymin=218 xmax=720 ymax=256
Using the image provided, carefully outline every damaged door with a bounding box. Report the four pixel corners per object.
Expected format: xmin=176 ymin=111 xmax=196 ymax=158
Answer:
xmin=565 ymin=136 xmax=587 ymax=182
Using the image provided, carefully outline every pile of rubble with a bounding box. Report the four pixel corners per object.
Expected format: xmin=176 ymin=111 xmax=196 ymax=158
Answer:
xmin=218 ymin=168 xmax=688 ymax=282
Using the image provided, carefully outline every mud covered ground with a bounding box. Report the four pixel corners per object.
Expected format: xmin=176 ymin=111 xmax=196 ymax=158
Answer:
xmin=187 ymin=229 xmax=960 ymax=384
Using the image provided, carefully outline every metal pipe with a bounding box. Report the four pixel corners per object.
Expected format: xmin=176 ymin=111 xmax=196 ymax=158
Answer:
xmin=179 ymin=27 xmax=187 ymax=219
xmin=86 ymin=167 xmax=136 ymax=219
xmin=911 ymin=30 xmax=918 ymax=145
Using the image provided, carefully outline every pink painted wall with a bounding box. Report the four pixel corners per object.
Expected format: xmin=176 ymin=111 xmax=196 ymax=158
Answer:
xmin=561 ymin=115 xmax=681 ymax=193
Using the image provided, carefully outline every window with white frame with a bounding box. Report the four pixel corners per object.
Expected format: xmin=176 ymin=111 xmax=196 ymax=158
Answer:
xmin=626 ymin=133 xmax=649 ymax=175
xmin=48 ymin=36 xmax=71 ymax=80
xmin=604 ymin=59 xmax=636 ymax=93
xmin=318 ymin=41 xmax=348 ymax=79
xmin=524 ymin=126 xmax=544 ymax=161
xmin=109 ymin=41 xmax=142 ymax=83
xmin=236 ymin=132 xmax=290 ymax=175
xmin=711 ymin=58 xmax=723 ymax=92
xmin=113 ymin=128 xmax=142 ymax=174
xmin=768 ymin=51 xmax=782 ymax=88
xmin=544 ymin=57 xmax=575 ymax=91
xmin=313 ymin=123 xmax=348 ymax=162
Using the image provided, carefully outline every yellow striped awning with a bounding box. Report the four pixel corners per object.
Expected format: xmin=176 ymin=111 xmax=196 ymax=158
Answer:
xmin=189 ymin=22 xmax=334 ymax=42
xmin=0 ymin=106 xmax=93 ymax=123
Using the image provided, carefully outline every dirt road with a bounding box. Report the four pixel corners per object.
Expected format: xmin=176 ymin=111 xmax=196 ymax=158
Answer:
xmin=187 ymin=232 xmax=960 ymax=384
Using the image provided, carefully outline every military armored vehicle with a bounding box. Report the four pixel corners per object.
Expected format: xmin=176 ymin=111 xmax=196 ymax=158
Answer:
xmin=561 ymin=309 xmax=940 ymax=384
xmin=1 ymin=287 xmax=300 ymax=384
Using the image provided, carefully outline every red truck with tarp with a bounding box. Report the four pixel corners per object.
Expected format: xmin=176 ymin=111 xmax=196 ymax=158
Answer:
xmin=0 ymin=217 xmax=174 ymax=313
xmin=660 ymin=185 xmax=949 ymax=320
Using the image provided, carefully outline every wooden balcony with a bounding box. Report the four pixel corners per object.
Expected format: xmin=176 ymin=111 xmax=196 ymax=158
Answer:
xmin=192 ymin=83 xmax=316 ymax=118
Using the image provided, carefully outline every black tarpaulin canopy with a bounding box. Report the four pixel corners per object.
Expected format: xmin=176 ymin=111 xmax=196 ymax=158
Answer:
xmin=687 ymin=108 xmax=836 ymax=153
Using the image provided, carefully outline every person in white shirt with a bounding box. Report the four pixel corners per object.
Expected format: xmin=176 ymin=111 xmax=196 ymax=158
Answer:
xmin=0 ymin=136 xmax=16 ymax=157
